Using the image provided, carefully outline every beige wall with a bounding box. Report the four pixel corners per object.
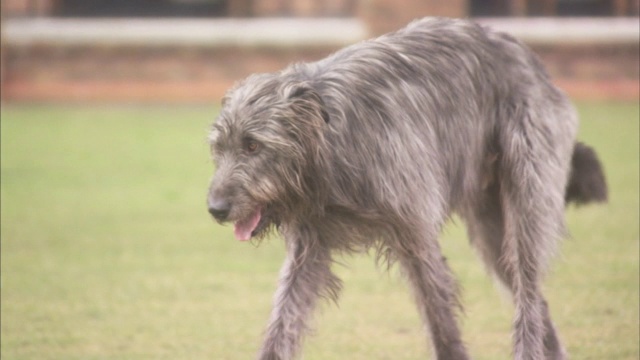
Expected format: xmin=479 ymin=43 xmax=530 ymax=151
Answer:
xmin=359 ymin=0 xmax=467 ymax=35
xmin=2 ymin=0 xmax=57 ymax=17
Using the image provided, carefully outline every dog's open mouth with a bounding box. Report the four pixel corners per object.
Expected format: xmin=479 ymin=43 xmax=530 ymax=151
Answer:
xmin=233 ymin=207 xmax=261 ymax=241
xmin=233 ymin=207 xmax=272 ymax=241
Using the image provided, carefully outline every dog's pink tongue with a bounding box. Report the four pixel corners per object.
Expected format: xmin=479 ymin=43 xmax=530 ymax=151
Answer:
xmin=234 ymin=208 xmax=262 ymax=241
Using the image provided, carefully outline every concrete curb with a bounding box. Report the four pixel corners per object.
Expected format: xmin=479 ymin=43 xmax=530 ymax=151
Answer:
xmin=2 ymin=18 xmax=368 ymax=47
xmin=475 ymin=17 xmax=640 ymax=45
xmin=2 ymin=17 xmax=639 ymax=47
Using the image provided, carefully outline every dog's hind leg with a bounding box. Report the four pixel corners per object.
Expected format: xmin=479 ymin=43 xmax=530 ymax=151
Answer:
xmin=258 ymin=225 xmax=341 ymax=360
xmin=493 ymin=103 xmax=574 ymax=360
xmin=464 ymin=179 xmax=566 ymax=360
xmin=393 ymin=222 xmax=469 ymax=360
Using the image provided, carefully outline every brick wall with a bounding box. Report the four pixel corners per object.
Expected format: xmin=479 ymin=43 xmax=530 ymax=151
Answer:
xmin=1 ymin=44 xmax=340 ymax=102
xmin=2 ymin=41 xmax=637 ymax=103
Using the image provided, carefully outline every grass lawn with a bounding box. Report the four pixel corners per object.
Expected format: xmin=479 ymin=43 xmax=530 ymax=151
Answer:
xmin=1 ymin=101 xmax=638 ymax=359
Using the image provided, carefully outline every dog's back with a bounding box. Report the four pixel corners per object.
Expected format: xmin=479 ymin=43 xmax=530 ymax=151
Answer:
xmin=287 ymin=18 xmax=580 ymax=216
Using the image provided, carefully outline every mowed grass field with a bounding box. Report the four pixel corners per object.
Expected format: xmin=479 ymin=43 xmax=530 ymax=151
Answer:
xmin=1 ymin=102 xmax=638 ymax=360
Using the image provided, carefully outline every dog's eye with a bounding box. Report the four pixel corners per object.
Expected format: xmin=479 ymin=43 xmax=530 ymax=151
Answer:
xmin=244 ymin=140 xmax=260 ymax=154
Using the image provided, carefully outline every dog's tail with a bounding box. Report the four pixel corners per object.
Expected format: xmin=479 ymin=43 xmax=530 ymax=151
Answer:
xmin=565 ymin=142 xmax=608 ymax=205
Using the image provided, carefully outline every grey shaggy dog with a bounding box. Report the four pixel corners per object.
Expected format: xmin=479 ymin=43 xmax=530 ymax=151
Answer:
xmin=207 ymin=17 xmax=607 ymax=360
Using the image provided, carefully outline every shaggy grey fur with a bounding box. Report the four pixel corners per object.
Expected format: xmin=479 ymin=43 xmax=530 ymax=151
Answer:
xmin=207 ymin=17 xmax=607 ymax=360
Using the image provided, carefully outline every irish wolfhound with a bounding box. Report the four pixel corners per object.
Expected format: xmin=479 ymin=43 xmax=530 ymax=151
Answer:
xmin=207 ymin=17 xmax=607 ymax=360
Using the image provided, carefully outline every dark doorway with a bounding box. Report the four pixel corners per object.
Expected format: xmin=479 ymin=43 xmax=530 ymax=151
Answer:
xmin=53 ymin=0 xmax=228 ymax=18
xmin=470 ymin=0 xmax=621 ymax=16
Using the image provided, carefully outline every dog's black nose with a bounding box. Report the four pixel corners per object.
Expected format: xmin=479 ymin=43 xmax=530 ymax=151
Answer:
xmin=208 ymin=198 xmax=231 ymax=221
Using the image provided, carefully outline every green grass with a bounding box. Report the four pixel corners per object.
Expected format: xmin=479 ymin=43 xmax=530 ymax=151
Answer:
xmin=1 ymin=102 xmax=638 ymax=359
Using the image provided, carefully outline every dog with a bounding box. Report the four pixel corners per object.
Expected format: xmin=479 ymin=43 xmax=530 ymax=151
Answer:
xmin=206 ymin=17 xmax=607 ymax=360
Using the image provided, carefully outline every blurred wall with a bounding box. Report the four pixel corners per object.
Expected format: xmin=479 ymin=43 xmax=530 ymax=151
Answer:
xmin=1 ymin=0 xmax=639 ymax=102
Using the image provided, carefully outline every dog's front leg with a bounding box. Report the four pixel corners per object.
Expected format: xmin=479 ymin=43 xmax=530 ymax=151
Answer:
xmin=258 ymin=227 xmax=340 ymax=360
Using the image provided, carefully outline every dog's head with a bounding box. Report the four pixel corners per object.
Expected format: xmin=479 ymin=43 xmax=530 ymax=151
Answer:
xmin=207 ymin=72 xmax=330 ymax=241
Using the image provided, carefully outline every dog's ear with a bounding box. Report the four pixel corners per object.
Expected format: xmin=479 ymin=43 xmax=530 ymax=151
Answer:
xmin=283 ymin=83 xmax=330 ymax=124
